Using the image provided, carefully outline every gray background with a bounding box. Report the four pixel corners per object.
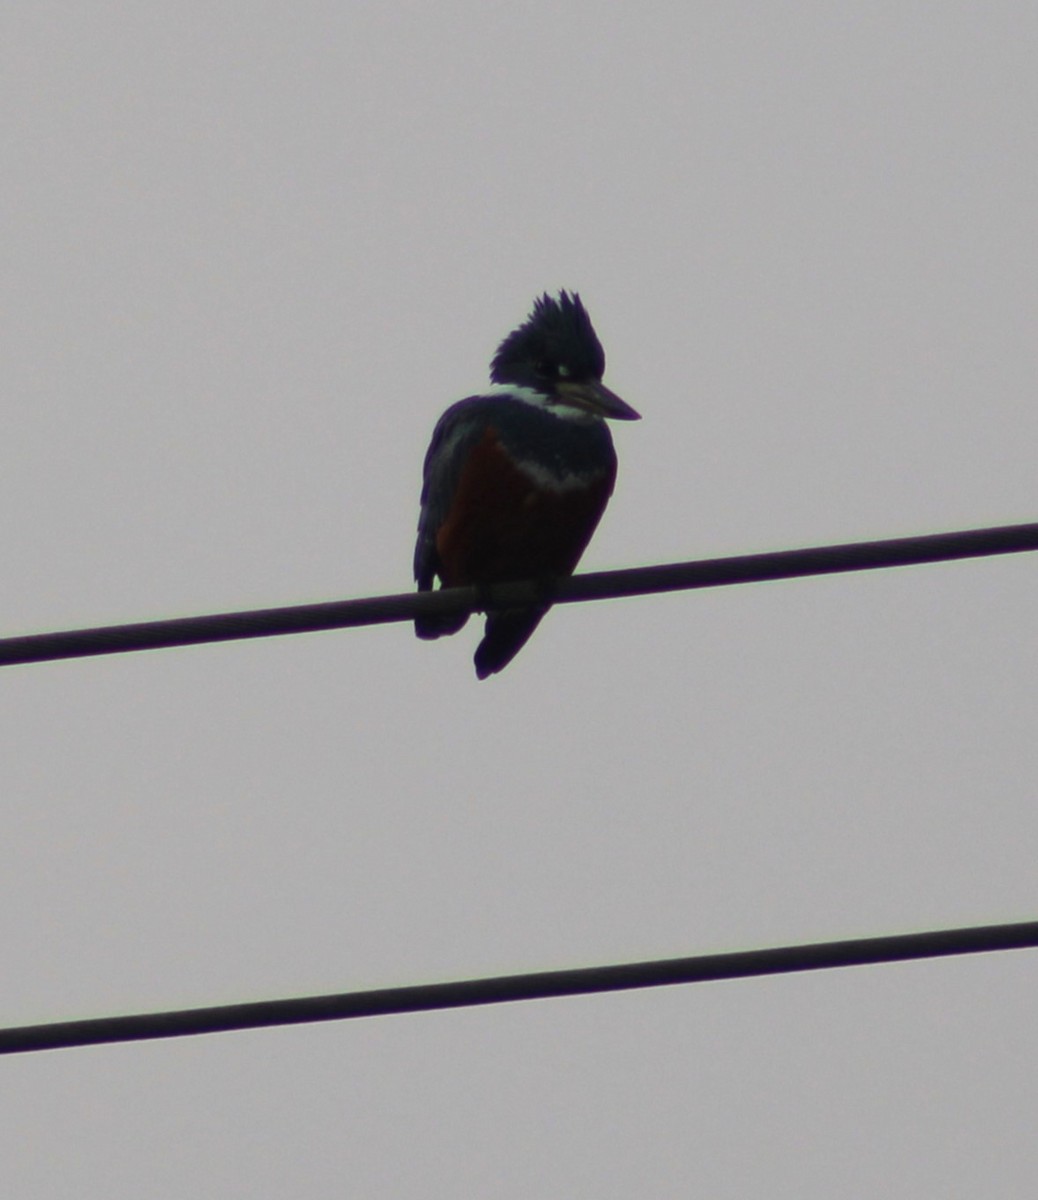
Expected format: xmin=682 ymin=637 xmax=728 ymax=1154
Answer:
xmin=3 ymin=3 xmax=1037 ymax=1195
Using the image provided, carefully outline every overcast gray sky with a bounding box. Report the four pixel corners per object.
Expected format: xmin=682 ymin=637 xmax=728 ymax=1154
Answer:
xmin=3 ymin=2 xmax=1037 ymax=1195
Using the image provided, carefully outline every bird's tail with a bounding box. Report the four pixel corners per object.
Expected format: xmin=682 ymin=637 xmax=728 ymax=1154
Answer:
xmin=473 ymin=607 xmax=549 ymax=679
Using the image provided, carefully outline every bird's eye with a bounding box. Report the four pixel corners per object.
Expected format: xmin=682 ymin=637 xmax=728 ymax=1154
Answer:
xmin=536 ymin=360 xmax=557 ymax=378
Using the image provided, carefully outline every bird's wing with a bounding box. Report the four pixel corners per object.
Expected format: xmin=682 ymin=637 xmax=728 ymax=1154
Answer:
xmin=413 ymin=396 xmax=494 ymax=592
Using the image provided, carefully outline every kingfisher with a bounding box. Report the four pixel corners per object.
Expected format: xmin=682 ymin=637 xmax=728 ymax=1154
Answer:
xmin=414 ymin=291 xmax=640 ymax=678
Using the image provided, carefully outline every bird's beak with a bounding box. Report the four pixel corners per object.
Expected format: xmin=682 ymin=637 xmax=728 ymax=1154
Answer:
xmin=555 ymin=379 xmax=641 ymax=421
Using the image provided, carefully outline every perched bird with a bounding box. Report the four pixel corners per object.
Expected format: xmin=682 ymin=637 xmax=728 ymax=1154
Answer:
xmin=414 ymin=291 xmax=640 ymax=678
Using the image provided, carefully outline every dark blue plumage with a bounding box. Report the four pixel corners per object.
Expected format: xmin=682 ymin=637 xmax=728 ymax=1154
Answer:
xmin=414 ymin=292 xmax=639 ymax=678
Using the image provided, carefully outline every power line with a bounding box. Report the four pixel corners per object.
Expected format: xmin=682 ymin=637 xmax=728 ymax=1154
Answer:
xmin=2 ymin=917 xmax=1035 ymax=1055
xmin=1 ymin=521 xmax=1036 ymax=668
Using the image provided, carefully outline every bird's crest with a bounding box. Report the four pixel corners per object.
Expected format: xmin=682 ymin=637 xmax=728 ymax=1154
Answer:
xmin=490 ymin=291 xmax=606 ymax=386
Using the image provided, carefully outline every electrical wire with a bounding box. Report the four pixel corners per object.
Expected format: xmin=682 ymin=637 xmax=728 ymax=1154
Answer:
xmin=1 ymin=521 xmax=1036 ymax=668
xmin=2 ymin=917 xmax=1035 ymax=1055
